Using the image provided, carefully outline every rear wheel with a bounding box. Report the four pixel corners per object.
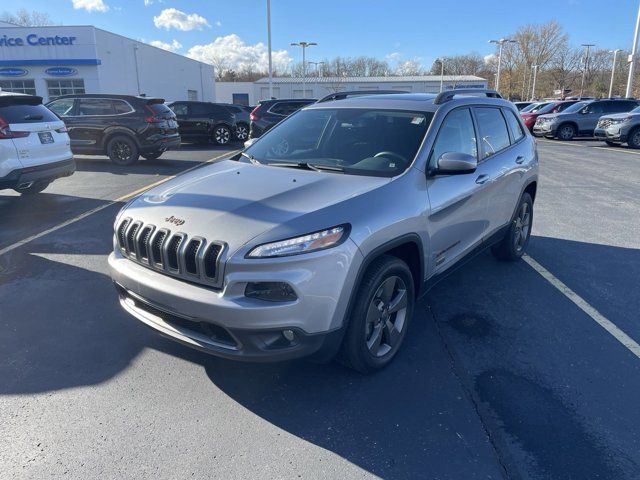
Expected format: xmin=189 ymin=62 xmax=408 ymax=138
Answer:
xmin=340 ymin=255 xmax=414 ymax=374
xmin=556 ymin=123 xmax=576 ymax=141
xmin=235 ymin=123 xmax=249 ymax=142
xmin=16 ymin=181 xmax=50 ymax=195
xmin=212 ymin=125 xmax=232 ymax=146
xmin=142 ymin=150 xmax=164 ymax=160
xmin=492 ymin=192 xmax=533 ymax=261
xmin=107 ymin=135 xmax=139 ymax=166
xmin=627 ymin=128 xmax=640 ymax=149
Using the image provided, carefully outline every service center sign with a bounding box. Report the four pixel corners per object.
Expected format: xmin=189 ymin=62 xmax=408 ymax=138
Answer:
xmin=45 ymin=67 xmax=77 ymax=76
xmin=0 ymin=67 xmax=28 ymax=76
xmin=0 ymin=33 xmax=77 ymax=47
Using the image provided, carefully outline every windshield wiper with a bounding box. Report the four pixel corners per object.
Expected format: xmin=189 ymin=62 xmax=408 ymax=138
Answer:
xmin=267 ymin=161 xmax=345 ymax=173
xmin=241 ymin=151 xmax=261 ymax=165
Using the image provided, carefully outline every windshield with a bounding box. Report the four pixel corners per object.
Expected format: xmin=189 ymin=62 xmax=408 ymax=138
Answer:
xmin=562 ymin=101 xmax=589 ymax=113
xmin=527 ymin=102 xmax=551 ymax=113
xmin=245 ymin=108 xmax=433 ymax=177
xmin=520 ymin=103 xmax=540 ymax=113
xmin=537 ymin=102 xmax=563 ymax=114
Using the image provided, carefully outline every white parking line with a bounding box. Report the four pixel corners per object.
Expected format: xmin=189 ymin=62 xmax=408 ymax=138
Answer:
xmin=0 ymin=150 xmax=238 ymax=257
xmin=523 ymin=254 xmax=640 ymax=360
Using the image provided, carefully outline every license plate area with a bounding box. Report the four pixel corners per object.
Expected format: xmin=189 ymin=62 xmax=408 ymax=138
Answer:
xmin=38 ymin=132 xmax=54 ymax=144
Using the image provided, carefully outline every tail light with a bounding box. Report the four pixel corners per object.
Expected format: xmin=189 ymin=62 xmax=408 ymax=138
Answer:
xmin=0 ymin=117 xmax=29 ymax=139
xmin=249 ymin=105 xmax=260 ymax=122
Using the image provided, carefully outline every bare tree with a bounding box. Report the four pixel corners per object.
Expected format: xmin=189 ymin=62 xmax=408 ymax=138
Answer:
xmin=1 ymin=9 xmax=54 ymax=26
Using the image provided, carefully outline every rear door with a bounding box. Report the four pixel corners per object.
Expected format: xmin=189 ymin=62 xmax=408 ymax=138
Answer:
xmin=1 ymin=98 xmax=71 ymax=168
xmin=188 ymin=102 xmax=215 ymax=137
xmin=579 ymin=101 xmax=606 ymax=133
xmin=170 ymin=102 xmax=195 ymax=137
xmin=70 ymin=98 xmax=117 ymax=149
xmin=426 ymin=107 xmax=493 ymax=274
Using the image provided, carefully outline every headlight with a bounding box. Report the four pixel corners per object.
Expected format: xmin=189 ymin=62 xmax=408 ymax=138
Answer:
xmin=247 ymin=225 xmax=349 ymax=258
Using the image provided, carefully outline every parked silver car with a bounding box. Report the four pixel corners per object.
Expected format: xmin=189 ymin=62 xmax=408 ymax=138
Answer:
xmin=109 ymin=90 xmax=538 ymax=373
xmin=594 ymin=105 xmax=640 ymax=148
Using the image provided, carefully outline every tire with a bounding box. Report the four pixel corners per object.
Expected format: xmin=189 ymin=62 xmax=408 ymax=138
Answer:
xmin=556 ymin=123 xmax=576 ymax=141
xmin=340 ymin=255 xmax=415 ymax=374
xmin=212 ymin=125 xmax=232 ymax=146
xmin=107 ymin=135 xmax=139 ymax=166
xmin=16 ymin=181 xmax=50 ymax=195
xmin=491 ymin=192 xmax=533 ymax=261
xmin=142 ymin=151 xmax=163 ymax=160
xmin=605 ymin=140 xmax=619 ymax=147
xmin=627 ymin=127 xmax=640 ymax=149
xmin=235 ymin=123 xmax=249 ymax=142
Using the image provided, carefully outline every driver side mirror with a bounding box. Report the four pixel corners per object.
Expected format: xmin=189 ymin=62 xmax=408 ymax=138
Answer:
xmin=436 ymin=152 xmax=477 ymax=175
xmin=244 ymin=138 xmax=257 ymax=149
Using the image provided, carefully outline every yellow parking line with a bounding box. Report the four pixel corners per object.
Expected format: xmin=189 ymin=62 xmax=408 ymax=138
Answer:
xmin=0 ymin=150 xmax=238 ymax=257
xmin=524 ymin=254 xmax=640 ymax=360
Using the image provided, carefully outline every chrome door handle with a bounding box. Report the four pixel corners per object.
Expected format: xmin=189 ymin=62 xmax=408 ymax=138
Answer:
xmin=475 ymin=174 xmax=489 ymax=184
xmin=515 ymin=156 xmax=525 ymax=164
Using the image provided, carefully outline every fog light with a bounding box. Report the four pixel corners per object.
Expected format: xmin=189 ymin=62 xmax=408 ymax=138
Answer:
xmin=282 ymin=330 xmax=295 ymax=342
xmin=245 ymin=282 xmax=297 ymax=302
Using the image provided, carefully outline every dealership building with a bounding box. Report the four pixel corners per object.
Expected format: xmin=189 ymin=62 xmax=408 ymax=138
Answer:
xmin=0 ymin=22 xmax=215 ymax=103
xmin=215 ymin=75 xmax=488 ymax=105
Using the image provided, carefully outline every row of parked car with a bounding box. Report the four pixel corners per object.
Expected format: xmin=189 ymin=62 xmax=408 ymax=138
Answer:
xmin=514 ymin=98 xmax=640 ymax=148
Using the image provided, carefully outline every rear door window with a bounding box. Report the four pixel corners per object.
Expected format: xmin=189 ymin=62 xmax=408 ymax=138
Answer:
xmin=170 ymin=103 xmax=188 ymax=116
xmin=112 ymin=100 xmax=134 ymax=114
xmin=47 ymin=98 xmax=76 ymax=117
xmin=0 ymin=103 xmax=59 ymax=124
xmin=474 ymin=107 xmax=511 ymax=158
xmin=606 ymin=101 xmax=637 ymax=114
xmin=77 ymin=98 xmax=115 ymax=116
xmin=504 ymin=109 xmax=525 ymax=142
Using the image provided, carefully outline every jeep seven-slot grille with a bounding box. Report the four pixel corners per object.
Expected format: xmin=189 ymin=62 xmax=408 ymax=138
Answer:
xmin=116 ymin=218 xmax=223 ymax=287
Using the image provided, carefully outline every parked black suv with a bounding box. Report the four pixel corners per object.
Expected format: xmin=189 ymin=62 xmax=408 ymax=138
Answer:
xmin=168 ymin=101 xmax=237 ymax=146
xmin=46 ymin=94 xmax=180 ymax=166
xmin=249 ymin=98 xmax=316 ymax=138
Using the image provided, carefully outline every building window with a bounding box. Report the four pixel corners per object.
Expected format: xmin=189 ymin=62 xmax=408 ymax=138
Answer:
xmin=232 ymin=93 xmax=249 ymax=106
xmin=0 ymin=79 xmax=36 ymax=95
xmin=47 ymin=79 xmax=85 ymax=99
xmin=187 ymin=89 xmax=198 ymax=101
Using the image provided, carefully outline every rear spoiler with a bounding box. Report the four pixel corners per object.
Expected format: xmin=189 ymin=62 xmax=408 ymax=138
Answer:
xmin=0 ymin=94 xmax=43 ymax=107
xmin=433 ymin=89 xmax=501 ymax=105
xmin=144 ymin=98 xmax=165 ymax=105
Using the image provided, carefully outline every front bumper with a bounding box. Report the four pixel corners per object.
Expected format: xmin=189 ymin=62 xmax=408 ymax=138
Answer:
xmin=108 ymin=241 xmax=362 ymax=361
xmin=533 ymin=122 xmax=556 ymax=137
xmin=594 ymin=126 xmax=626 ymax=143
xmin=0 ymin=158 xmax=75 ymax=190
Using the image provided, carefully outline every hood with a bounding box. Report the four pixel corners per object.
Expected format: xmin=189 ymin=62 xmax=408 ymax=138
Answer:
xmin=537 ymin=113 xmax=563 ymax=121
xmin=120 ymin=159 xmax=389 ymax=254
xmin=600 ymin=112 xmax=637 ymax=120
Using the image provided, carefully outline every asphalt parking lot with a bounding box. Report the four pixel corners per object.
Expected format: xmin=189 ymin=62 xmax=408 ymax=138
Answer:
xmin=1 ymin=138 xmax=639 ymax=479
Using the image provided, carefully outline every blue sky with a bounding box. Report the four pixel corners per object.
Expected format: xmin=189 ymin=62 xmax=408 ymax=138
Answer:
xmin=12 ymin=0 xmax=640 ymax=70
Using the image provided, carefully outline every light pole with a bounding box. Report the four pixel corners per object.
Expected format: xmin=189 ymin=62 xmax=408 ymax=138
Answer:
xmin=626 ymin=1 xmax=640 ymax=98
xmin=133 ymin=44 xmax=141 ymax=95
xmin=530 ymin=65 xmax=538 ymax=101
xmin=438 ymin=58 xmax=445 ymax=92
xmin=290 ymin=41 xmax=317 ymax=98
xmin=266 ymin=0 xmax=273 ymax=98
xmin=489 ymin=38 xmax=517 ymax=94
xmin=579 ymin=43 xmax=595 ymax=98
xmin=609 ymin=49 xmax=622 ymax=98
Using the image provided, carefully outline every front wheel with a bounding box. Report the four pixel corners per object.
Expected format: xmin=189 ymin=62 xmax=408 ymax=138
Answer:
xmin=212 ymin=125 xmax=232 ymax=146
xmin=340 ymin=255 xmax=415 ymax=374
xmin=235 ymin=123 xmax=249 ymax=142
xmin=107 ymin=135 xmax=139 ymax=166
xmin=627 ymin=128 xmax=640 ymax=149
xmin=492 ymin=192 xmax=533 ymax=261
xmin=556 ymin=123 xmax=576 ymax=141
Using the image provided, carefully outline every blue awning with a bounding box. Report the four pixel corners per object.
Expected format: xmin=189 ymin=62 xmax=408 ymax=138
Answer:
xmin=0 ymin=59 xmax=101 ymax=66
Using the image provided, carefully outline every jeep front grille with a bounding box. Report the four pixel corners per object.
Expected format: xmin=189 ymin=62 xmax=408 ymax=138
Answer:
xmin=116 ymin=217 xmax=224 ymax=288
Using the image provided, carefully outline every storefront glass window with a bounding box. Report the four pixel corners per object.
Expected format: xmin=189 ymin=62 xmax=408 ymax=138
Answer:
xmin=46 ymin=79 xmax=85 ymax=99
xmin=0 ymin=79 xmax=37 ymax=95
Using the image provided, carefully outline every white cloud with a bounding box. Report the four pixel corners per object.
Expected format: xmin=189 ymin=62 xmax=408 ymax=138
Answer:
xmin=215 ymin=20 xmax=222 ymax=27
xmin=385 ymin=52 xmax=403 ymax=62
xmin=484 ymin=53 xmax=497 ymax=64
xmin=72 ymin=0 xmax=109 ymax=12
xmin=187 ymin=34 xmax=292 ymax=73
xmin=149 ymin=39 xmax=182 ymax=52
xmin=144 ymin=0 xmax=163 ymax=5
xmin=153 ymin=8 xmax=210 ymax=31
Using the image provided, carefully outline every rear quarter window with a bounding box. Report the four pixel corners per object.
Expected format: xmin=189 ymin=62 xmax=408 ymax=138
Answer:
xmin=0 ymin=103 xmax=59 ymax=124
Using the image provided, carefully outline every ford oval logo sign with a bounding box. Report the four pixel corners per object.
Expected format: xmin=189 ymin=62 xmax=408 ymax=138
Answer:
xmin=45 ymin=67 xmax=77 ymax=77
xmin=0 ymin=67 xmax=28 ymax=77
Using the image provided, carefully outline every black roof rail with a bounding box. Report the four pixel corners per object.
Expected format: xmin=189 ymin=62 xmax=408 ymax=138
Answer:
xmin=316 ymin=90 xmax=408 ymax=103
xmin=433 ymin=89 xmax=502 ymax=105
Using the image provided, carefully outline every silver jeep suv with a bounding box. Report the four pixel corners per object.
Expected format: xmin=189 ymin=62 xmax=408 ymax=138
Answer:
xmin=108 ymin=90 xmax=538 ymax=373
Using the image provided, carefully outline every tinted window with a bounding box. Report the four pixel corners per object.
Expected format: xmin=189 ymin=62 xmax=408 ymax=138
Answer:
xmin=563 ymin=101 xmax=590 ymax=113
xmin=77 ymin=98 xmax=115 ymax=116
xmin=271 ymin=102 xmax=307 ymax=116
xmin=148 ymin=103 xmax=174 ymax=115
xmin=606 ymin=101 xmax=637 ymax=114
xmin=47 ymin=98 xmax=75 ymax=117
xmin=431 ymin=108 xmax=477 ymax=162
xmin=504 ymin=109 xmax=525 ymax=142
xmin=583 ymin=102 xmax=605 ymax=115
xmin=475 ymin=107 xmax=511 ymax=158
xmin=0 ymin=103 xmax=59 ymax=124
xmin=190 ymin=103 xmax=212 ymax=116
xmin=528 ymin=102 xmax=551 ymax=113
xmin=170 ymin=103 xmax=188 ymax=116
xmin=112 ymin=100 xmax=133 ymax=114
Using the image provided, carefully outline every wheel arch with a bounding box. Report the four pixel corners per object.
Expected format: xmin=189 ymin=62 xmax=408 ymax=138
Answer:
xmin=555 ymin=121 xmax=578 ymax=137
xmin=101 ymin=127 xmax=139 ymax=152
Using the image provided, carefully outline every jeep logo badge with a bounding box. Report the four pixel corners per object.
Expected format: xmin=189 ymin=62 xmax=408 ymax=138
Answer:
xmin=165 ymin=215 xmax=185 ymax=226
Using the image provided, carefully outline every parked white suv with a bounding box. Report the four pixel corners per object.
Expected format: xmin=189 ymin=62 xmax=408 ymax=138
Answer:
xmin=0 ymin=91 xmax=74 ymax=194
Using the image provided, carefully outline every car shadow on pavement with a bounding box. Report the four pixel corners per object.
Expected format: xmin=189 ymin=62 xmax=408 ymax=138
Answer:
xmin=72 ymin=157 xmax=205 ymax=175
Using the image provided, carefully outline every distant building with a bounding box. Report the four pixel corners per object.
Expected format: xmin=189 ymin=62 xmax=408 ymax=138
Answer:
xmin=0 ymin=22 xmax=214 ymax=102
xmin=215 ymin=75 xmax=488 ymax=105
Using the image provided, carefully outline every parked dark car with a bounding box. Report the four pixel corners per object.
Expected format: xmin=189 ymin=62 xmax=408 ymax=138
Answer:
xmin=46 ymin=94 xmax=180 ymax=166
xmin=168 ymin=101 xmax=237 ymax=146
xmin=520 ymin=100 xmax=579 ymax=132
xmin=249 ymin=98 xmax=316 ymax=139
xmin=221 ymin=104 xmax=251 ymax=141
